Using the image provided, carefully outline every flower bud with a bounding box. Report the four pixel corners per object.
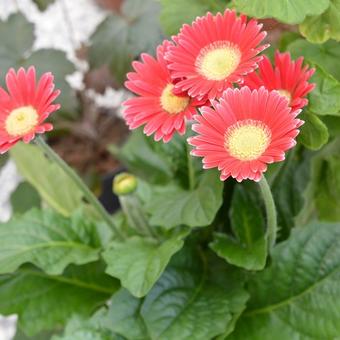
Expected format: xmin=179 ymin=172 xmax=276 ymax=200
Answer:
xmin=113 ymin=172 xmax=137 ymax=196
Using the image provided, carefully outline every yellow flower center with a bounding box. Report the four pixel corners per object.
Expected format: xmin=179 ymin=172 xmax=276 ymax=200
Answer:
xmin=225 ymin=120 xmax=271 ymax=161
xmin=5 ymin=106 xmax=39 ymax=137
xmin=160 ymin=84 xmax=190 ymax=114
xmin=277 ymin=89 xmax=292 ymax=104
xmin=196 ymin=41 xmax=241 ymax=81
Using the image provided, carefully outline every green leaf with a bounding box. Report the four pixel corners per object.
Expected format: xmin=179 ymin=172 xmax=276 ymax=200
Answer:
xmin=210 ymin=182 xmax=267 ymax=270
xmin=89 ymin=0 xmax=163 ymax=84
xmin=321 ymin=115 xmax=340 ymax=137
xmin=0 ymin=209 xmax=107 ymax=275
xmin=0 ymin=13 xmax=34 ymax=75
xmin=288 ymin=39 xmax=340 ymax=81
xmin=10 ymin=142 xmax=84 ymax=216
xmin=0 ymin=14 xmax=77 ymax=117
xmin=145 ymin=170 xmax=223 ymax=229
xmin=299 ymin=111 xmax=329 ymax=150
xmin=10 ymin=182 xmax=41 ymax=214
xmin=23 ymin=49 xmax=78 ymax=116
xmin=105 ymin=288 xmax=149 ymax=339
xmin=160 ymin=0 xmax=226 ymax=35
xmin=228 ymin=221 xmax=340 ymax=339
xmin=33 ymin=0 xmax=56 ymax=11
xmin=0 ymin=263 xmax=118 ymax=336
xmin=103 ymin=231 xmax=187 ymax=297
xmin=271 ymin=149 xmax=311 ymax=235
xmin=297 ymin=138 xmax=340 ymax=224
xmin=233 ymin=0 xmax=329 ymax=24
xmin=141 ymin=247 xmax=249 ymax=340
xmin=52 ymin=310 xmax=118 ymax=340
xmin=116 ymin=129 xmax=173 ymax=184
xmin=308 ymin=65 xmax=340 ymax=116
xmin=300 ymin=0 xmax=340 ymax=43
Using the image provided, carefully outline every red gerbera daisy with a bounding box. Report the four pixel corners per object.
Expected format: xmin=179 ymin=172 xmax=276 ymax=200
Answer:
xmin=188 ymin=87 xmax=303 ymax=182
xmin=123 ymin=41 xmax=203 ymax=143
xmin=243 ymin=51 xmax=315 ymax=111
xmin=166 ymin=9 xmax=268 ymax=101
xmin=0 ymin=67 xmax=60 ymax=154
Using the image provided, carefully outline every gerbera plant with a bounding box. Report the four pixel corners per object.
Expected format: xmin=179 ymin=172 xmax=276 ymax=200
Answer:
xmin=2 ymin=2 xmax=340 ymax=340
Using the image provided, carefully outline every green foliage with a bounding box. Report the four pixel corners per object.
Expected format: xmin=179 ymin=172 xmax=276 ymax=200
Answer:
xmin=145 ymin=170 xmax=223 ymax=229
xmin=52 ymin=310 xmax=118 ymax=340
xmin=11 ymin=143 xmax=84 ymax=216
xmin=299 ymin=111 xmax=329 ymax=150
xmin=160 ymin=0 xmax=226 ymax=35
xmin=0 ymin=209 xmax=108 ymax=275
xmin=10 ymin=182 xmax=41 ymax=214
xmin=0 ymin=263 xmax=118 ymax=336
xmin=105 ymin=289 xmax=149 ymax=339
xmin=0 ymin=13 xmax=77 ymax=116
xmin=300 ymin=0 xmax=340 ymax=43
xmin=288 ymin=39 xmax=340 ymax=81
xmin=228 ymin=221 xmax=340 ymax=339
xmin=103 ymin=231 xmax=187 ymax=297
xmin=141 ymin=248 xmax=249 ymax=340
xmin=270 ymin=150 xmax=311 ymax=237
xmin=210 ymin=182 xmax=267 ymax=270
xmin=307 ymin=65 xmax=340 ymax=116
xmin=233 ymin=0 xmax=329 ymax=24
xmin=89 ymin=0 xmax=163 ymax=84
xmin=299 ymin=138 xmax=340 ymax=223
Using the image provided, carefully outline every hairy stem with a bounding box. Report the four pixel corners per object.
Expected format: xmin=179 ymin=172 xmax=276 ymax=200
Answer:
xmin=258 ymin=175 xmax=278 ymax=250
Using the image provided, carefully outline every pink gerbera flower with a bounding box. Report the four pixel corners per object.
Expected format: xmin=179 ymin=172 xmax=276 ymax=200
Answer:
xmin=188 ymin=87 xmax=303 ymax=182
xmin=123 ymin=41 xmax=203 ymax=143
xmin=243 ymin=51 xmax=315 ymax=111
xmin=166 ymin=9 xmax=268 ymax=100
xmin=0 ymin=67 xmax=60 ymax=154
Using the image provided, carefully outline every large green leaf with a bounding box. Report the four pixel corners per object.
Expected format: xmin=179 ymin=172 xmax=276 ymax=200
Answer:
xmin=103 ymin=231 xmax=187 ymax=297
xmin=160 ymin=0 xmax=226 ymax=35
xmin=145 ymin=170 xmax=223 ymax=229
xmin=307 ymin=65 xmax=340 ymax=116
xmin=288 ymin=39 xmax=340 ymax=80
xmin=233 ymin=0 xmax=329 ymax=24
xmin=52 ymin=310 xmax=118 ymax=340
xmin=0 ymin=209 xmax=107 ymax=275
xmin=0 ymin=263 xmax=118 ymax=336
xmin=105 ymin=289 xmax=149 ymax=340
xmin=10 ymin=142 xmax=84 ymax=216
xmin=228 ymin=221 xmax=340 ymax=339
xmin=141 ymin=248 xmax=249 ymax=340
xmin=300 ymin=0 xmax=340 ymax=43
xmin=210 ymin=182 xmax=267 ymax=271
xmin=0 ymin=13 xmax=77 ymax=116
xmin=298 ymin=111 xmax=329 ymax=150
xmin=89 ymin=0 xmax=163 ymax=84
xmin=297 ymin=138 xmax=340 ymax=224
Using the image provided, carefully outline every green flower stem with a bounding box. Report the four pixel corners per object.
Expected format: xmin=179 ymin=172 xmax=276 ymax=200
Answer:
xmin=119 ymin=194 xmax=159 ymax=239
xmin=186 ymin=143 xmax=195 ymax=190
xmin=258 ymin=175 xmax=278 ymax=250
xmin=35 ymin=136 xmax=125 ymax=241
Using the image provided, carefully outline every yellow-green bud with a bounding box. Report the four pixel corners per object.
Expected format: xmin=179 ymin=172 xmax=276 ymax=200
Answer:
xmin=113 ymin=172 xmax=137 ymax=196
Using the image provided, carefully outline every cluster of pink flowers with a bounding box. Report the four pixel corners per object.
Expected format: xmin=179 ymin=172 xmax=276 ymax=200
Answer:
xmin=123 ymin=9 xmax=315 ymax=182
